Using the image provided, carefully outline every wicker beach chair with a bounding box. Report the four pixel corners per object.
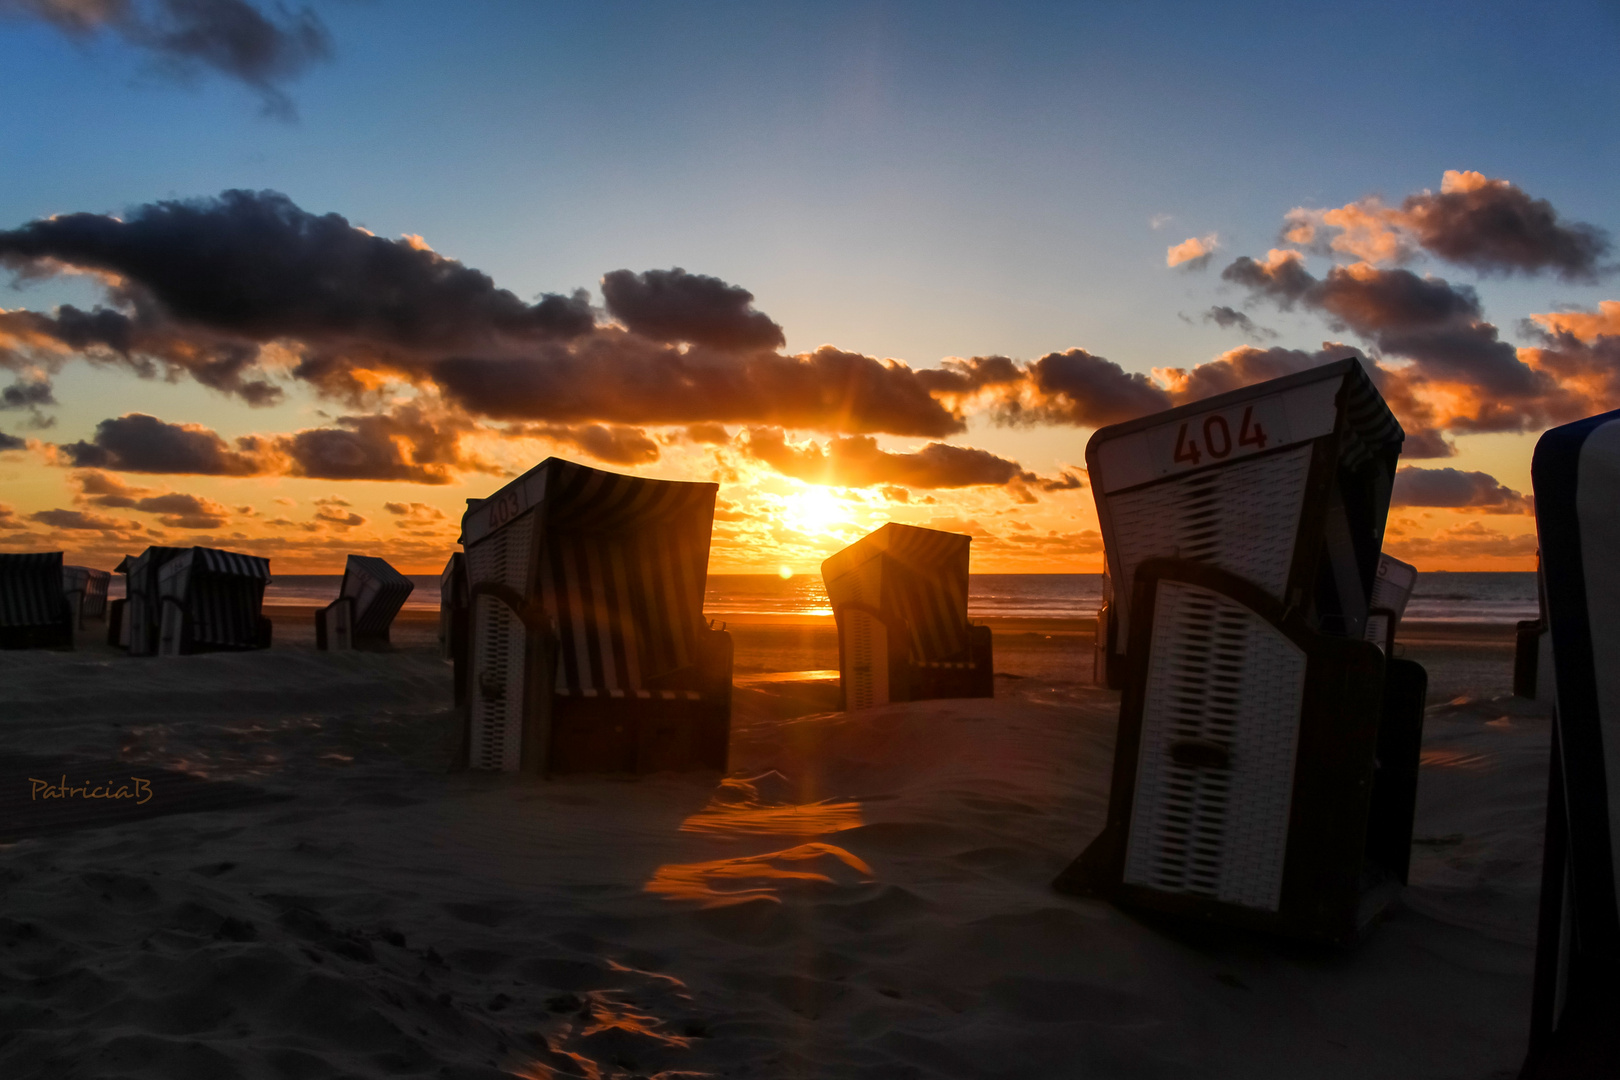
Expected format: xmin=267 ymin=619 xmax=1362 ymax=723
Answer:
xmin=156 ymin=547 xmax=272 ymax=656
xmin=821 ymin=523 xmax=993 ymax=711
xmin=1364 ymin=552 xmax=1417 ymax=653
xmin=116 ymin=547 xmax=188 ymax=655
xmin=1056 ymin=360 xmax=1428 ymax=942
xmin=0 ymin=552 xmax=74 ymax=649
xmin=457 ymin=458 xmax=732 ymax=775
xmin=1521 ymin=408 xmax=1620 ymax=1077
xmin=316 ymin=555 xmax=414 ymax=651
xmin=439 ymin=552 xmax=469 ymax=706
xmin=62 ymin=565 xmax=111 ymax=631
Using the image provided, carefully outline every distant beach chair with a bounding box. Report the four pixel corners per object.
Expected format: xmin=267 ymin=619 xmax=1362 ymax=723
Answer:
xmin=820 ymin=523 xmax=993 ymax=711
xmin=1363 ymin=552 xmax=1417 ymax=653
xmin=0 ymin=552 xmax=74 ymax=649
xmin=1521 ymin=408 xmax=1620 ymax=1077
xmin=457 ymin=458 xmax=732 ymax=775
xmin=116 ymin=547 xmax=189 ymax=655
xmin=62 ymin=565 xmax=111 ymax=630
xmin=316 ymin=555 xmax=414 ymax=651
xmin=156 ymin=547 xmax=272 ymax=656
xmin=439 ymin=552 xmax=469 ymax=706
xmin=1056 ymin=359 xmax=1428 ymax=942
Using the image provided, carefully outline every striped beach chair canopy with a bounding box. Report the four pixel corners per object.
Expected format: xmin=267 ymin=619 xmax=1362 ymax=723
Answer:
xmin=822 ymin=522 xmax=973 ymax=663
xmin=462 ymin=457 xmax=718 ymax=699
xmin=0 ymin=551 xmax=71 ymax=629
xmin=63 ymin=565 xmax=112 ymax=621
xmin=159 ymin=547 xmax=272 ymax=649
xmin=339 ymin=554 xmax=414 ymax=638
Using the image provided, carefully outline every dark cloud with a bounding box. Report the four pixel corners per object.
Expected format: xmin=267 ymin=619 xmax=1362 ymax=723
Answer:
xmin=1203 ymin=306 xmax=1275 ymax=338
xmin=0 ymin=429 xmax=25 ymax=451
xmin=0 ymin=377 xmax=54 ymax=409
xmin=277 ymin=405 xmax=494 ymax=485
xmin=1013 ymin=349 xmax=1172 ymax=428
xmin=1391 ymin=466 xmax=1532 ymax=514
xmin=743 ymin=428 xmax=1040 ymax=490
xmin=72 ymin=470 xmax=231 ymax=528
xmin=1157 ymin=343 xmax=1367 ymax=404
xmin=1 ymin=0 xmax=332 ymax=119
xmin=601 ymin=268 xmax=785 ymax=352
xmin=1398 ymin=174 xmax=1611 ymax=281
xmin=59 ymin=413 xmax=267 ymax=474
xmin=512 ymin=422 xmax=662 ymax=466
xmin=29 ymin=507 xmax=130 ymax=531
xmin=683 ymin=422 xmax=731 ymax=445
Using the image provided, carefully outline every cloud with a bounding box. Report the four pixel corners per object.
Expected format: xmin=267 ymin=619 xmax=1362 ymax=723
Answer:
xmin=0 ymin=0 xmax=333 ymax=119
xmin=71 ymin=469 xmax=231 ymax=527
xmin=1391 ymin=466 xmax=1532 ymax=514
xmin=601 ymin=268 xmax=785 ymax=352
xmin=1202 ymin=306 xmax=1275 ymax=338
xmin=0 ymin=429 xmax=25 ymax=451
xmin=0 ymin=502 xmax=21 ymax=530
xmin=1167 ymin=234 xmax=1219 ymax=270
xmin=0 ymin=376 xmax=54 ymax=409
xmin=59 ymin=413 xmax=268 ymax=474
xmin=276 ymin=404 xmax=493 ymax=484
xmin=683 ymin=422 xmax=731 ymax=445
xmin=1383 ymin=519 xmax=1539 ymax=561
xmin=1282 ymin=171 xmax=1612 ymax=281
xmin=743 ymin=428 xmax=1041 ymax=490
xmin=1012 ymin=349 xmax=1171 ymax=428
xmin=509 ymin=422 xmax=661 ymax=466
xmin=384 ymin=501 xmax=446 ymax=522
xmin=29 ymin=507 xmax=133 ymax=531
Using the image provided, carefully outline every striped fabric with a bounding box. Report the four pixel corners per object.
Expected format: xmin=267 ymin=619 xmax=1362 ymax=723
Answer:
xmin=338 ymin=554 xmax=414 ymax=638
xmin=121 ymin=547 xmax=189 ymax=656
xmin=160 ymin=547 xmax=271 ymax=649
xmin=823 ymin=523 xmax=973 ymax=663
xmin=1337 ymin=360 xmax=1405 ymax=471
xmin=0 ymin=552 xmax=70 ymax=628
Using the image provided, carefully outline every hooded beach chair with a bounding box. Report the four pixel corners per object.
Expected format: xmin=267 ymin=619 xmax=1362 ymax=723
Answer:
xmin=1364 ymin=552 xmax=1417 ymax=653
xmin=315 ymin=555 xmax=414 ymax=651
xmin=1515 ymin=559 xmax=1557 ymax=702
xmin=62 ymin=565 xmax=111 ymax=630
xmin=820 ymin=523 xmax=993 ymax=711
xmin=0 ymin=552 xmax=74 ymax=649
xmin=439 ymin=552 xmax=469 ymax=706
xmin=1521 ymin=408 xmax=1620 ymax=1077
xmin=116 ymin=546 xmax=188 ymax=655
xmin=1055 ymin=359 xmax=1428 ymax=943
xmin=457 ymin=458 xmax=732 ymax=775
xmin=156 ymin=547 xmax=272 ymax=656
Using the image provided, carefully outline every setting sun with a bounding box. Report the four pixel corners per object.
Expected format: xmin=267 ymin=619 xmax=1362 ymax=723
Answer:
xmin=782 ymin=487 xmax=849 ymax=538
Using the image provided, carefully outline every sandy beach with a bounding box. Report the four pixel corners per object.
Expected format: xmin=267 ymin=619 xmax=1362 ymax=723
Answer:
xmin=0 ymin=610 xmax=1542 ymax=1078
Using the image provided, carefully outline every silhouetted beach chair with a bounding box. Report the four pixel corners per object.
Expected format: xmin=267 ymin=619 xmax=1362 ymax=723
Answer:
xmin=1056 ymin=360 xmax=1427 ymax=942
xmin=821 ymin=523 xmax=993 ymax=710
xmin=316 ymin=555 xmax=414 ymax=650
xmin=1522 ymin=408 xmax=1620 ymax=1078
xmin=156 ymin=547 xmax=272 ymax=656
xmin=1364 ymin=552 xmax=1417 ymax=653
xmin=62 ymin=565 xmax=111 ymax=630
xmin=0 ymin=552 xmax=74 ymax=649
xmin=458 ymin=458 xmax=732 ymax=775
xmin=1515 ymin=559 xmax=1556 ymax=702
xmin=439 ymin=552 xmax=469 ymax=706
xmin=116 ymin=547 xmax=187 ymax=655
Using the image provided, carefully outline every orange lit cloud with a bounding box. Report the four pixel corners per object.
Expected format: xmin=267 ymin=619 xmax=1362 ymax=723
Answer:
xmin=1167 ymin=233 xmax=1219 ymax=269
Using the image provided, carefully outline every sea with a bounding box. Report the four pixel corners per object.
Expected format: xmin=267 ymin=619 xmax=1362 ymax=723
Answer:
xmin=111 ymin=571 xmax=1541 ymax=624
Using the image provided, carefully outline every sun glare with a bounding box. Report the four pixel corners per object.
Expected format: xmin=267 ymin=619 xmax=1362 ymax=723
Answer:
xmin=777 ymin=565 xmax=793 ymax=579
xmin=783 ymin=487 xmax=848 ymax=537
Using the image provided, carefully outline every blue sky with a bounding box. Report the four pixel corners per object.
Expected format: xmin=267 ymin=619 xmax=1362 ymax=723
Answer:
xmin=1 ymin=0 xmax=1617 ymax=570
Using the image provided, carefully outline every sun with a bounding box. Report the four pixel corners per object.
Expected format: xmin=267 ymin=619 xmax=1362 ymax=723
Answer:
xmin=783 ymin=487 xmax=848 ymax=537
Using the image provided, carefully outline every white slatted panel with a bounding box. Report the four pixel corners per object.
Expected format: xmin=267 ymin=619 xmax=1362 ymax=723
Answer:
xmin=844 ymin=608 xmax=889 ymax=711
xmin=467 ymin=510 xmax=534 ymax=771
xmin=1124 ymin=580 xmax=1307 ymax=912
xmin=1107 ymin=444 xmax=1314 ymax=645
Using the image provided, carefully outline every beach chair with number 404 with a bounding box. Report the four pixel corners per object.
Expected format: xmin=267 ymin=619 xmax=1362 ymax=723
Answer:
xmin=1520 ymin=407 xmax=1620 ymax=1078
xmin=1056 ymin=359 xmax=1428 ymax=944
xmin=458 ymin=458 xmax=733 ymax=776
xmin=821 ymin=523 xmax=993 ymax=711
xmin=315 ymin=555 xmax=414 ymax=651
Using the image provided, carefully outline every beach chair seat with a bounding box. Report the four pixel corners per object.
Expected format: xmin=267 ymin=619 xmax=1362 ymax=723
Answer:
xmin=1521 ymin=408 xmax=1620 ymax=1077
xmin=316 ymin=554 xmax=413 ymax=651
xmin=458 ymin=458 xmax=731 ymax=775
xmin=0 ymin=552 xmax=74 ymax=650
xmin=1055 ymin=559 xmax=1426 ymax=942
xmin=822 ymin=523 xmax=994 ymax=711
xmin=156 ymin=547 xmax=272 ymax=656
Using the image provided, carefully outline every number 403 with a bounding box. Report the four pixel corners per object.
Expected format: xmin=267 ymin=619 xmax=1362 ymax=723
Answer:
xmin=1173 ymin=406 xmax=1268 ymax=466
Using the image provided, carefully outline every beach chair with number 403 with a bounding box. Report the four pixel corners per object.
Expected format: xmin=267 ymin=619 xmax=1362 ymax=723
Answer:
xmin=1056 ymin=358 xmax=1428 ymax=944
xmin=315 ymin=555 xmax=414 ymax=651
xmin=1520 ymin=407 xmax=1620 ymax=1078
xmin=457 ymin=458 xmax=733 ymax=776
xmin=820 ymin=522 xmax=993 ymax=711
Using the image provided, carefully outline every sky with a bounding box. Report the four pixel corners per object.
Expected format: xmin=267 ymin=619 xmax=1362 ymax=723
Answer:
xmin=0 ymin=0 xmax=1617 ymax=574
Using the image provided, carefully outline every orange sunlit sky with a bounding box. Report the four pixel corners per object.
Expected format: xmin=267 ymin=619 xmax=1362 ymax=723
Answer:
xmin=2 ymin=3 xmax=1617 ymax=574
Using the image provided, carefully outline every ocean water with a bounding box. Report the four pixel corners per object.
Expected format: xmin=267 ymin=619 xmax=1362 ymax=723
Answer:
xmin=106 ymin=569 xmax=1538 ymax=623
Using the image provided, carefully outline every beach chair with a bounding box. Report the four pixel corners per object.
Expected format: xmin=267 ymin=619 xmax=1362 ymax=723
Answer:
xmin=1056 ymin=360 xmax=1428 ymax=942
xmin=821 ymin=523 xmax=993 ymax=711
xmin=117 ymin=547 xmax=188 ymax=655
xmin=1521 ymin=408 xmax=1620 ymax=1077
xmin=457 ymin=457 xmax=732 ymax=775
xmin=1364 ymin=552 xmax=1417 ymax=653
xmin=62 ymin=565 xmax=111 ymax=631
xmin=315 ymin=555 xmax=414 ymax=651
xmin=1514 ymin=560 xmax=1557 ymax=702
xmin=0 ymin=552 xmax=74 ymax=649
xmin=439 ymin=552 xmax=469 ymax=706
xmin=156 ymin=547 xmax=273 ymax=656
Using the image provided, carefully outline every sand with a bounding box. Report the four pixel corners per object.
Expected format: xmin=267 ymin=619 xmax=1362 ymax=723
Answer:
xmin=0 ymin=610 xmax=1544 ymax=1078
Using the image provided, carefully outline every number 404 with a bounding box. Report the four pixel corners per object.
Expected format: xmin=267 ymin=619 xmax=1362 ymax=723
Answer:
xmin=1173 ymin=406 xmax=1268 ymax=466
